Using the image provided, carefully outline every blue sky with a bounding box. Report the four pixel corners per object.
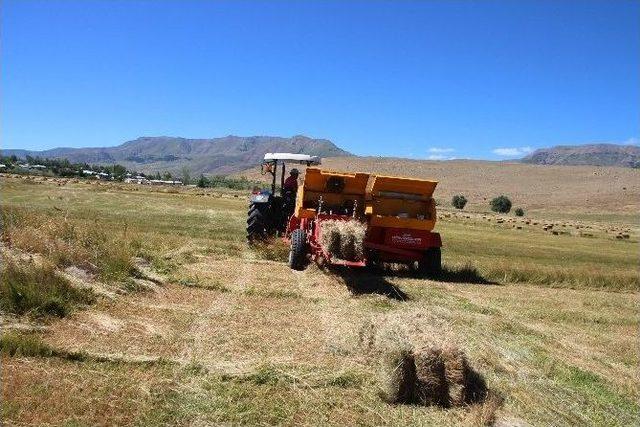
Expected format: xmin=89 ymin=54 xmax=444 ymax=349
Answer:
xmin=2 ymin=0 xmax=638 ymax=159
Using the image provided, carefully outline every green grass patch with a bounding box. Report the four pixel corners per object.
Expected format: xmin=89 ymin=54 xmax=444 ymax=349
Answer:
xmin=0 ymin=262 xmax=95 ymax=317
xmin=0 ymin=331 xmax=56 ymax=357
xmin=243 ymin=287 xmax=302 ymax=299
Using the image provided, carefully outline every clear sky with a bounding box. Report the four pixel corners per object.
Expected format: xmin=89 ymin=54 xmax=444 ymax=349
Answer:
xmin=1 ymin=0 xmax=638 ymax=159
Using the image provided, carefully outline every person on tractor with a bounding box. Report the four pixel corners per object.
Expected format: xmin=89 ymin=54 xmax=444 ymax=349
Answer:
xmin=282 ymin=168 xmax=299 ymax=220
xmin=283 ymin=168 xmax=300 ymax=193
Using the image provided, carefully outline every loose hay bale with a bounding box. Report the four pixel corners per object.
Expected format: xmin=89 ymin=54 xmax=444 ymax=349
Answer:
xmin=319 ymin=219 xmax=366 ymax=261
xmin=413 ymin=346 xmax=448 ymax=406
xmin=378 ymin=347 xmax=416 ymax=404
xmin=319 ymin=220 xmax=342 ymax=256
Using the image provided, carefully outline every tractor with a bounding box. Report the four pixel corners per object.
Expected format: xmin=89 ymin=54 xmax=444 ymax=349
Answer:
xmin=246 ymin=153 xmax=321 ymax=241
xmin=247 ymin=153 xmax=442 ymax=274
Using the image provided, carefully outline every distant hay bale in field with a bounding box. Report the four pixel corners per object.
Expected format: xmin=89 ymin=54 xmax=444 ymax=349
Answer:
xmin=319 ymin=219 xmax=367 ymax=261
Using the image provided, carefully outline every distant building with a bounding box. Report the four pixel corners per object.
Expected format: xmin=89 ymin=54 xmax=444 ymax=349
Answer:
xmin=149 ymin=179 xmax=182 ymax=186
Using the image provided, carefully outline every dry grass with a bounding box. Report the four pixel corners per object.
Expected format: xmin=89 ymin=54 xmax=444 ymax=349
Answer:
xmin=1 ymin=206 xmax=138 ymax=281
xmin=0 ymin=176 xmax=638 ymax=426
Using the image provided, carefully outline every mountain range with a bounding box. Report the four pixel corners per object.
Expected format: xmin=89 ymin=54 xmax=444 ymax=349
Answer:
xmin=2 ymin=135 xmax=350 ymax=175
xmin=522 ymin=143 xmax=640 ymax=168
xmin=2 ymin=137 xmax=639 ymax=174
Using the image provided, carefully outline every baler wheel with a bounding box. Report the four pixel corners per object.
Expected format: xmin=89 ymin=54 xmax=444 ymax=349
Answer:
xmin=419 ymin=247 xmax=442 ymax=276
xmin=288 ymin=229 xmax=307 ymax=270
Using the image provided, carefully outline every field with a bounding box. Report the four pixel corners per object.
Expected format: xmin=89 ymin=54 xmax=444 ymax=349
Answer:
xmin=1 ymin=174 xmax=638 ymax=426
xmin=238 ymin=157 xmax=640 ymax=219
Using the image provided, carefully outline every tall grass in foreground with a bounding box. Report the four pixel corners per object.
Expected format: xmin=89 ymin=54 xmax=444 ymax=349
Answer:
xmin=1 ymin=206 xmax=139 ymax=281
xmin=0 ymin=261 xmax=95 ymax=317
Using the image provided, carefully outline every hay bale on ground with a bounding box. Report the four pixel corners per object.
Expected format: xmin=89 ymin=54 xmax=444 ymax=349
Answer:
xmin=378 ymin=347 xmax=416 ymax=404
xmin=413 ymin=346 xmax=448 ymax=406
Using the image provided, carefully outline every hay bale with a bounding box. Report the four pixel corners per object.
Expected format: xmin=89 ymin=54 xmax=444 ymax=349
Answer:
xmin=319 ymin=220 xmax=342 ymax=256
xmin=378 ymin=347 xmax=416 ymax=404
xmin=319 ymin=219 xmax=366 ymax=261
xmin=441 ymin=345 xmax=468 ymax=406
xmin=413 ymin=346 xmax=448 ymax=406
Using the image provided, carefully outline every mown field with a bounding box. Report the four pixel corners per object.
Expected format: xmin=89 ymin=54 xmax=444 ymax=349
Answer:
xmin=1 ymin=175 xmax=638 ymax=426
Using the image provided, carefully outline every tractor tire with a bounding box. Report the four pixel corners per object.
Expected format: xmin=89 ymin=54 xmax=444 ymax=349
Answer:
xmin=247 ymin=203 xmax=269 ymax=242
xmin=418 ymin=247 xmax=442 ymax=276
xmin=288 ymin=229 xmax=307 ymax=270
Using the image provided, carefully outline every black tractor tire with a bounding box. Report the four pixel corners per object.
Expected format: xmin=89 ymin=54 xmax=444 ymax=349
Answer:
xmin=288 ymin=229 xmax=307 ymax=270
xmin=418 ymin=247 xmax=442 ymax=276
xmin=247 ymin=203 xmax=270 ymax=242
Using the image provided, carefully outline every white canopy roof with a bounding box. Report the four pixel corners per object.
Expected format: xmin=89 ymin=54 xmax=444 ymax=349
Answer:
xmin=263 ymin=153 xmax=321 ymax=165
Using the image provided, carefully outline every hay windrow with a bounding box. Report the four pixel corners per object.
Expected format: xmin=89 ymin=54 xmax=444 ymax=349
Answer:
xmin=319 ymin=219 xmax=367 ymax=261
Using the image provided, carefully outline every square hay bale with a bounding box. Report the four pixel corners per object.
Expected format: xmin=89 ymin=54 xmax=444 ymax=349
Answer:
xmin=319 ymin=219 xmax=367 ymax=261
xmin=378 ymin=347 xmax=416 ymax=404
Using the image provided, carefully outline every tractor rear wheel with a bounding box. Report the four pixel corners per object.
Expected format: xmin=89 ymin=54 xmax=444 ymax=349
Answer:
xmin=288 ymin=229 xmax=307 ymax=270
xmin=247 ymin=203 xmax=270 ymax=242
xmin=418 ymin=247 xmax=441 ymax=276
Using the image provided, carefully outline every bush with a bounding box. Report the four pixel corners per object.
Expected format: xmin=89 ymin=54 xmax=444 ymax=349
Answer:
xmin=451 ymin=195 xmax=468 ymax=210
xmin=490 ymin=195 xmax=512 ymax=213
xmin=514 ymin=208 xmax=524 ymax=217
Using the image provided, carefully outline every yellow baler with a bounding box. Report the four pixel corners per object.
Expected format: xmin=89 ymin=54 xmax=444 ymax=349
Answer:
xmin=286 ymin=168 xmax=442 ymax=272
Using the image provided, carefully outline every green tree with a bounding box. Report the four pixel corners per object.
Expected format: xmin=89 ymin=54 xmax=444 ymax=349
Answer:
xmin=451 ymin=195 xmax=468 ymax=210
xmin=197 ymin=175 xmax=209 ymax=188
xmin=181 ymin=167 xmax=191 ymax=185
xmin=490 ymin=195 xmax=512 ymax=213
xmin=514 ymin=207 xmax=525 ymax=216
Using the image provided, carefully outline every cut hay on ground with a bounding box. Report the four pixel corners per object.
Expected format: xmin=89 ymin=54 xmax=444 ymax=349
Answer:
xmin=319 ymin=219 xmax=367 ymax=261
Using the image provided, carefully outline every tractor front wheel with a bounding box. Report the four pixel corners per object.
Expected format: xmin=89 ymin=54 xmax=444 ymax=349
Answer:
xmin=288 ymin=229 xmax=307 ymax=270
xmin=418 ymin=247 xmax=441 ymax=276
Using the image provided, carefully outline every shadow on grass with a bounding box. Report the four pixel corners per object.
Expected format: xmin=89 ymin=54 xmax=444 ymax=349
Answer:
xmin=329 ymin=266 xmax=410 ymax=301
xmin=359 ymin=262 xmax=499 ymax=286
xmin=431 ymin=264 xmax=500 ymax=285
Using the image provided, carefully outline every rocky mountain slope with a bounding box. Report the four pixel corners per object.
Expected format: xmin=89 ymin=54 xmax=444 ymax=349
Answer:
xmin=521 ymin=144 xmax=640 ymax=168
xmin=2 ymin=135 xmax=350 ymax=175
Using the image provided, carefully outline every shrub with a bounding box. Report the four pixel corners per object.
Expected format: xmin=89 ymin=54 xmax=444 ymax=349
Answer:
xmin=451 ymin=195 xmax=468 ymax=210
xmin=490 ymin=196 xmax=512 ymax=213
xmin=514 ymin=208 xmax=524 ymax=217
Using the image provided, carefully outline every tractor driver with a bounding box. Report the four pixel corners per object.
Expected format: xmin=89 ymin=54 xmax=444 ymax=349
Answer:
xmin=283 ymin=168 xmax=300 ymax=194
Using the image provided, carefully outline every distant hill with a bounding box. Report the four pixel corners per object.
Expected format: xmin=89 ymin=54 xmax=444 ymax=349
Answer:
xmin=521 ymin=144 xmax=640 ymax=168
xmin=1 ymin=135 xmax=351 ymax=175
